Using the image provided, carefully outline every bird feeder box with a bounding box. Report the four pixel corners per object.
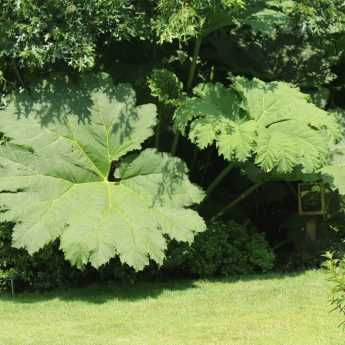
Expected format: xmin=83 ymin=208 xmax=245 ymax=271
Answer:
xmin=298 ymin=182 xmax=326 ymax=216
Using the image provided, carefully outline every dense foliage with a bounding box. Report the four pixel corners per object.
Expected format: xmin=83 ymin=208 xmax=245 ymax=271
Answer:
xmin=166 ymin=220 xmax=274 ymax=277
xmin=1 ymin=0 xmax=345 ymax=294
xmin=0 ymin=220 xmax=273 ymax=291
xmin=0 ymin=0 xmax=151 ymax=70
xmin=0 ymin=223 xmax=88 ymax=291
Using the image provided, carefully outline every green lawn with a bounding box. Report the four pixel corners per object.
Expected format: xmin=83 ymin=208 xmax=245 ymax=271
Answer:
xmin=0 ymin=270 xmax=343 ymax=345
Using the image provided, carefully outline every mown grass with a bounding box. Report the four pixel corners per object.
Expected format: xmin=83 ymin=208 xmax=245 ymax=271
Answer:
xmin=0 ymin=270 xmax=342 ymax=345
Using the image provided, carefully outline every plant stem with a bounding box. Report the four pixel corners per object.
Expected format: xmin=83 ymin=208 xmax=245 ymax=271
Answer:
xmin=186 ymin=36 xmax=202 ymax=91
xmin=155 ymin=128 xmax=160 ymax=150
xmin=11 ymin=60 xmax=25 ymax=89
xmin=155 ymin=113 xmax=161 ymax=150
xmin=201 ymin=162 xmax=235 ymax=205
xmin=200 ymin=148 xmax=214 ymax=184
xmin=211 ymin=182 xmax=263 ymax=221
xmin=189 ymin=147 xmax=199 ymax=175
xmin=10 ymin=279 xmax=15 ymax=297
xmin=170 ymin=132 xmax=180 ymax=155
xmin=171 ymin=35 xmax=202 ymax=156
xmin=272 ymin=239 xmax=291 ymax=252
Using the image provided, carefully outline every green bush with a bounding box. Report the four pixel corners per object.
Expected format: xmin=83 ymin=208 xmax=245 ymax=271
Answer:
xmin=0 ymin=220 xmax=274 ymax=291
xmin=165 ymin=220 xmax=274 ymax=277
xmin=323 ymin=251 xmax=345 ymax=325
xmin=0 ymin=223 xmax=142 ymax=291
xmin=0 ymin=223 xmax=91 ymax=291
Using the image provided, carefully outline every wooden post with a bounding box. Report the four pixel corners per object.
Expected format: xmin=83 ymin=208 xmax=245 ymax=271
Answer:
xmin=305 ymin=216 xmax=317 ymax=242
xmin=10 ymin=278 xmax=15 ymax=297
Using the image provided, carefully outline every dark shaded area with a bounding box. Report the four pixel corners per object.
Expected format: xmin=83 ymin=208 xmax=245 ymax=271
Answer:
xmin=0 ymin=270 xmax=307 ymax=304
xmin=0 ymin=279 xmax=198 ymax=304
xmin=107 ymin=161 xmax=120 ymax=182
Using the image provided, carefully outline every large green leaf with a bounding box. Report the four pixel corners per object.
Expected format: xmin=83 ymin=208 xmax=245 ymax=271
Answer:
xmin=0 ymin=74 xmax=205 ymax=271
xmin=242 ymin=0 xmax=292 ymax=37
xmin=174 ymin=77 xmax=341 ymax=174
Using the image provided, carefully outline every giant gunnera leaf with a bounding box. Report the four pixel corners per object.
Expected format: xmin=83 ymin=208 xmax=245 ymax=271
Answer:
xmin=174 ymin=77 xmax=341 ymax=174
xmin=0 ymin=74 xmax=205 ymax=271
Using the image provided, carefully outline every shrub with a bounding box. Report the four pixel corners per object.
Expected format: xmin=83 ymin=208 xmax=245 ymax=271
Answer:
xmin=165 ymin=220 xmax=274 ymax=277
xmin=0 ymin=223 xmax=91 ymax=292
xmin=0 ymin=223 xmax=146 ymax=291
xmin=0 ymin=220 xmax=274 ymax=291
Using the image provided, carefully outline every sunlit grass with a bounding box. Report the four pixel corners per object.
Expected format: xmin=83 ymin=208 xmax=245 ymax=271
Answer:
xmin=0 ymin=270 xmax=342 ymax=345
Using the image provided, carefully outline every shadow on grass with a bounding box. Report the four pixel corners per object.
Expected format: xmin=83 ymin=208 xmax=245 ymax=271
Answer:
xmin=202 ymin=270 xmax=308 ymax=284
xmin=0 ymin=279 xmax=199 ymax=305
xmin=0 ymin=270 xmax=311 ymax=305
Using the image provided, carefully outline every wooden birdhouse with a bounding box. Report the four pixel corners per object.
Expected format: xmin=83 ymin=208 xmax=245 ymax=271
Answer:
xmin=298 ymin=182 xmax=326 ymax=241
xmin=298 ymin=182 xmax=326 ymax=216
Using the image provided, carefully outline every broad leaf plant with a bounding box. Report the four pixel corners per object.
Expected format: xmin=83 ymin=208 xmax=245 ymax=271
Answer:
xmin=0 ymin=74 xmax=205 ymax=271
xmin=174 ymin=77 xmax=341 ymax=175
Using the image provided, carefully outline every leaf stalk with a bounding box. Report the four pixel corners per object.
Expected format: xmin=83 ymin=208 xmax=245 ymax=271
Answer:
xmin=200 ymin=162 xmax=235 ymax=207
xmin=11 ymin=60 xmax=25 ymax=89
xmin=171 ymin=35 xmax=203 ymax=155
xmin=211 ymin=182 xmax=263 ymax=221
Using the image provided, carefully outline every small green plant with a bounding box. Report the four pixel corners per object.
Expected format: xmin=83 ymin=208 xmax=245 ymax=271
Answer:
xmin=148 ymin=69 xmax=185 ymax=107
xmin=323 ymin=251 xmax=345 ymax=326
